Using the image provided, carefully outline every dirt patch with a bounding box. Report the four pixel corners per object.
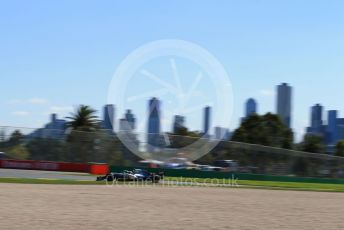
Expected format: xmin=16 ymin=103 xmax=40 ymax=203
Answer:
xmin=0 ymin=183 xmax=343 ymax=230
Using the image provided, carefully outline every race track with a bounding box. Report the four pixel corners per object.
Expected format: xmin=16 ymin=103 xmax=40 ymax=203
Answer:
xmin=0 ymin=168 xmax=95 ymax=181
xmin=0 ymin=183 xmax=343 ymax=230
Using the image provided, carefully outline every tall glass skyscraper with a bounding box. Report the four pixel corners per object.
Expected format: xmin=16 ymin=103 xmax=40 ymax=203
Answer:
xmin=147 ymin=98 xmax=162 ymax=151
xmin=306 ymin=103 xmax=324 ymax=136
xmin=311 ymin=104 xmax=323 ymax=133
xmin=245 ymin=98 xmax=257 ymax=118
xmin=203 ymin=106 xmax=211 ymax=136
xmin=277 ymin=83 xmax=292 ymax=128
xmin=327 ymin=110 xmax=338 ymax=145
xmin=173 ymin=115 xmax=185 ymax=133
xmin=103 ymin=104 xmax=115 ymax=132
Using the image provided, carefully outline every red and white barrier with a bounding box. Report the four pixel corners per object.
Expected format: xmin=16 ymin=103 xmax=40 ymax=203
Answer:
xmin=0 ymin=159 xmax=109 ymax=175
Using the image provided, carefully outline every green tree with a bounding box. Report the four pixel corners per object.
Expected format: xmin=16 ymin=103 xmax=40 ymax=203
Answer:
xmin=27 ymin=138 xmax=66 ymax=161
xmin=335 ymin=140 xmax=344 ymax=157
xmin=7 ymin=145 xmax=30 ymax=160
xmin=65 ymin=105 xmax=99 ymax=162
xmin=168 ymin=127 xmax=202 ymax=149
xmin=231 ymin=113 xmax=294 ymax=149
xmin=0 ymin=129 xmax=6 ymax=150
xmin=0 ymin=128 xmax=5 ymax=143
xmin=8 ymin=130 xmax=24 ymax=146
xmin=93 ymin=131 xmax=127 ymax=165
xmin=65 ymin=130 xmax=97 ymax=162
xmin=300 ymin=134 xmax=325 ymax=153
xmin=66 ymin=105 xmax=98 ymax=131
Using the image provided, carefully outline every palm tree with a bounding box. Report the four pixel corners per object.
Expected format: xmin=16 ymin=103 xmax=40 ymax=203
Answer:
xmin=67 ymin=105 xmax=99 ymax=131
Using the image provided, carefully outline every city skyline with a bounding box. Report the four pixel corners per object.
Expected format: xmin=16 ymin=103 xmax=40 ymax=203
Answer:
xmin=5 ymin=81 xmax=344 ymax=143
xmin=17 ymin=82 xmax=344 ymax=139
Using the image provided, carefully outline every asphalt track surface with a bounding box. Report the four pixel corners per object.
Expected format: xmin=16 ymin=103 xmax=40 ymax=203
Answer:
xmin=0 ymin=168 xmax=95 ymax=181
xmin=0 ymin=169 xmax=237 ymax=189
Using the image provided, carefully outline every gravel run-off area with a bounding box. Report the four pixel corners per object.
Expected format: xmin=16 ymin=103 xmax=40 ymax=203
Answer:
xmin=0 ymin=183 xmax=344 ymax=230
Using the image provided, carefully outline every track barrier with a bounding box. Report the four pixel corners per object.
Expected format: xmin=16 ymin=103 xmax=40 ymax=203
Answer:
xmin=0 ymin=159 xmax=109 ymax=175
xmin=110 ymin=166 xmax=344 ymax=184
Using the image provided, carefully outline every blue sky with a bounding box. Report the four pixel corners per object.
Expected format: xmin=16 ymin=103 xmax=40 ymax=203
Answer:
xmin=1 ymin=0 xmax=344 ymax=141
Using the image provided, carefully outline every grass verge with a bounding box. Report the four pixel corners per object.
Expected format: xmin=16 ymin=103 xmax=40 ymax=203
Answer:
xmin=1 ymin=176 xmax=344 ymax=192
xmin=0 ymin=177 xmax=102 ymax=185
xmin=164 ymin=177 xmax=344 ymax=193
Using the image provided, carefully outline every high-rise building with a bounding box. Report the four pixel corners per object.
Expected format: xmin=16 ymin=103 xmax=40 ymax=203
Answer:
xmin=173 ymin=115 xmax=185 ymax=133
xmin=245 ymin=98 xmax=257 ymax=118
xmin=305 ymin=104 xmax=344 ymax=151
xmin=119 ymin=110 xmax=136 ymax=132
xmin=103 ymin=104 xmax=115 ymax=132
xmin=214 ymin=127 xmax=231 ymax=140
xmin=27 ymin=113 xmax=66 ymax=140
xmin=277 ymin=83 xmax=292 ymax=128
xmin=311 ymin=104 xmax=323 ymax=129
xmin=147 ymin=98 xmax=162 ymax=150
xmin=307 ymin=104 xmax=323 ymax=135
xmin=305 ymin=105 xmax=344 ymax=150
xmin=203 ymin=106 xmax=211 ymax=136
xmin=337 ymin=118 xmax=344 ymax=141
xmin=327 ymin=110 xmax=338 ymax=145
xmin=125 ymin=109 xmax=136 ymax=130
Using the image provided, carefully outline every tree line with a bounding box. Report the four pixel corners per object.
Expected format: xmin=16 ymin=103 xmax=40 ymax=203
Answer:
xmin=230 ymin=113 xmax=344 ymax=157
xmin=0 ymin=105 xmax=137 ymax=166
xmin=1 ymin=106 xmax=344 ymax=171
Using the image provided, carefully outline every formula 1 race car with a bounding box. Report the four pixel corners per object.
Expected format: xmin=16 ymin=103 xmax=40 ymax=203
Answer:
xmin=96 ymin=169 xmax=164 ymax=183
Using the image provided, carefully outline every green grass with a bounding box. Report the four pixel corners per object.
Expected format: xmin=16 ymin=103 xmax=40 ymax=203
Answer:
xmin=164 ymin=177 xmax=344 ymax=193
xmin=1 ymin=176 xmax=344 ymax=193
xmin=237 ymin=180 xmax=344 ymax=192
xmin=0 ymin=177 xmax=103 ymax=185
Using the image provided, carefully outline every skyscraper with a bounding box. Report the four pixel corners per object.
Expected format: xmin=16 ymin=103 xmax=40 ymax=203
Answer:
xmin=119 ymin=110 xmax=136 ymax=132
xmin=309 ymin=104 xmax=323 ymax=134
xmin=277 ymin=83 xmax=292 ymax=128
xmin=327 ymin=110 xmax=338 ymax=145
xmin=173 ymin=115 xmax=185 ymax=133
xmin=245 ymin=98 xmax=257 ymax=118
xmin=203 ymin=106 xmax=211 ymax=136
xmin=125 ymin=109 xmax=136 ymax=130
xmin=306 ymin=104 xmax=324 ymax=136
xmin=337 ymin=118 xmax=344 ymax=142
xmin=214 ymin=127 xmax=231 ymax=140
xmin=147 ymin=98 xmax=162 ymax=150
xmin=103 ymin=104 xmax=115 ymax=132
